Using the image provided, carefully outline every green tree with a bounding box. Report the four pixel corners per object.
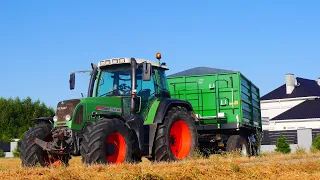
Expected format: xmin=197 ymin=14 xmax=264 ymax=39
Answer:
xmin=275 ymin=134 xmax=291 ymax=154
xmin=0 ymin=96 xmax=54 ymax=142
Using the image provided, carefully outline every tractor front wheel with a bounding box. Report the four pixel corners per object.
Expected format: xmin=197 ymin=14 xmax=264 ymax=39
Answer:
xmin=20 ymin=123 xmax=70 ymax=167
xmin=80 ymin=118 xmax=133 ymax=165
xmin=153 ymin=106 xmax=198 ymax=161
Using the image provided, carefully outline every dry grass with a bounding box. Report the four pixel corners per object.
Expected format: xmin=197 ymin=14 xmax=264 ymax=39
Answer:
xmin=1 ymin=152 xmax=320 ymax=180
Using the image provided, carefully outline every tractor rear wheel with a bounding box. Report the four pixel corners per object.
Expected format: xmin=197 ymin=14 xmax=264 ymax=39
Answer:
xmin=153 ymin=106 xmax=197 ymax=161
xmin=80 ymin=118 xmax=133 ymax=165
xmin=20 ymin=123 xmax=70 ymax=167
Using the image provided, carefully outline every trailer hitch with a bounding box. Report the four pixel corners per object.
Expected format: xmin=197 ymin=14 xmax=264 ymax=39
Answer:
xmin=34 ymin=127 xmax=74 ymax=155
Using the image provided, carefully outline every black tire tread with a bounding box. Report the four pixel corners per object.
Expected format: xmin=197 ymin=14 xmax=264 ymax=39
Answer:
xmin=80 ymin=118 xmax=133 ymax=165
xmin=20 ymin=123 xmax=52 ymax=167
xmin=153 ymin=106 xmax=198 ymax=162
xmin=226 ymin=135 xmax=248 ymax=155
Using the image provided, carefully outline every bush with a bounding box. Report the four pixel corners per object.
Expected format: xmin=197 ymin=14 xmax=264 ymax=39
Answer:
xmin=255 ymin=128 xmax=263 ymax=154
xmin=275 ymin=134 xmax=291 ymax=154
xmin=295 ymin=145 xmax=306 ymax=155
xmin=312 ymin=134 xmax=320 ymax=150
xmin=13 ymin=146 xmax=20 ymax=158
xmin=310 ymin=146 xmax=320 ymax=154
xmin=0 ymin=149 xmax=4 ymax=158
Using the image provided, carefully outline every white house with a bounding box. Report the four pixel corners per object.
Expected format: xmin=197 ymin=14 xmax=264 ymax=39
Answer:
xmin=261 ymin=73 xmax=320 ymax=131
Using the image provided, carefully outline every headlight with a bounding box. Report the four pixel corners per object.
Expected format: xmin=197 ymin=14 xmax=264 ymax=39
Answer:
xmin=65 ymin=115 xmax=72 ymax=121
xmin=53 ymin=116 xmax=58 ymax=122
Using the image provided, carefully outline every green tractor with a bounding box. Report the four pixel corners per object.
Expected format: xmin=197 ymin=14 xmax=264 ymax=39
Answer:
xmin=20 ymin=53 xmax=198 ymax=167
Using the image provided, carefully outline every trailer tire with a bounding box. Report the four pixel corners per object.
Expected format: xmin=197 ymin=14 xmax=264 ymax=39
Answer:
xmin=20 ymin=123 xmax=70 ymax=167
xmin=81 ymin=118 xmax=133 ymax=165
xmin=226 ymin=135 xmax=249 ymax=156
xmin=153 ymin=106 xmax=198 ymax=162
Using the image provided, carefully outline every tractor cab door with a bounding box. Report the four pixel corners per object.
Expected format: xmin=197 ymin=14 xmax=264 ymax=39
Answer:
xmin=136 ymin=68 xmax=157 ymax=119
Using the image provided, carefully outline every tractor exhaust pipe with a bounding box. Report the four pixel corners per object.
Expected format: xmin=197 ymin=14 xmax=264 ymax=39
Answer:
xmin=88 ymin=63 xmax=98 ymax=97
xmin=130 ymin=58 xmax=137 ymax=114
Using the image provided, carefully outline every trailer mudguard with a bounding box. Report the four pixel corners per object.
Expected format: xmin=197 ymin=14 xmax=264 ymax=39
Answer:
xmin=153 ymin=98 xmax=193 ymax=124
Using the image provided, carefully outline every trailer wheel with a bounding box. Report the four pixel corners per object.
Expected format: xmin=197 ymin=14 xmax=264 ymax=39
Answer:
xmin=153 ymin=106 xmax=197 ymax=161
xmin=20 ymin=123 xmax=69 ymax=167
xmin=80 ymin=118 xmax=133 ymax=165
xmin=226 ymin=135 xmax=249 ymax=156
xmin=249 ymin=135 xmax=260 ymax=156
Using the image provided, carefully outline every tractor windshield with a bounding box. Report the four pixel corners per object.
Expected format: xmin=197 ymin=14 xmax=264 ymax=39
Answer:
xmin=96 ymin=65 xmax=132 ymax=97
xmin=96 ymin=64 xmax=156 ymax=98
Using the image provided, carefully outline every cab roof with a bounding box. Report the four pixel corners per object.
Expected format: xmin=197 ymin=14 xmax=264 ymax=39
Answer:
xmin=98 ymin=58 xmax=169 ymax=70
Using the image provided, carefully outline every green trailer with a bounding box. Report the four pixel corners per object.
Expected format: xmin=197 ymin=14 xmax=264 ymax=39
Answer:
xmin=167 ymin=68 xmax=262 ymax=156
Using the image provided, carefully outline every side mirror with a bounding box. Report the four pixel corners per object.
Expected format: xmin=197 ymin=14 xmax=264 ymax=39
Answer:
xmin=69 ymin=73 xmax=75 ymax=90
xmin=142 ymin=62 xmax=152 ymax=81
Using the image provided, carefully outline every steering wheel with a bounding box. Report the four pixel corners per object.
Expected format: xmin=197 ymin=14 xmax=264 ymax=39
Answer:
xmin=118 ymin=84 xmax=131 ymax=96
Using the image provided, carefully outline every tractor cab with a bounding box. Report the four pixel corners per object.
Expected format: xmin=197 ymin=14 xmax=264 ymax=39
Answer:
xmin=68 ymin=54 xmax=170 ymax=121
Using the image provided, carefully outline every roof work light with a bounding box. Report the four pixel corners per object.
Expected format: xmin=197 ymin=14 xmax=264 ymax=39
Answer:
xmin=156 ymin=52 xmax=162 ymax=60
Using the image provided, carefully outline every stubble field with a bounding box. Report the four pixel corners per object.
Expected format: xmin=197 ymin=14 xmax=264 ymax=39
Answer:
xmin=1 ymin=152 xmax=320 ymax=180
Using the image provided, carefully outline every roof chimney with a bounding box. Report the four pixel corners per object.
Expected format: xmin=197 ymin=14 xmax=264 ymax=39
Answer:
xmin=286 ymin=73 xmax=295 ymax=94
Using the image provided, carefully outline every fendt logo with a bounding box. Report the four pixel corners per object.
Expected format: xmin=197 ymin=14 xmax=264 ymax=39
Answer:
xmin=95 ymin=106 xmax=121 ymax=113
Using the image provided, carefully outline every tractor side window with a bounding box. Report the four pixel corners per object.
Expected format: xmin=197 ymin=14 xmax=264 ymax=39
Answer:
xmin=136 ymin=68 xmax=156 ymax=100
xmin=158 ymin=69 xmax=169 ymax=90
xmin=97 ymin=72 xmax=114 ymax=97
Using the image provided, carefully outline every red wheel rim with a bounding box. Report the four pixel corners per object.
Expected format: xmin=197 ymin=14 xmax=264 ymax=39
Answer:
xmin=106 ymin=132 xmax=126 ymax=164
xmin=169 ymin=120 xmax=191 ymax=159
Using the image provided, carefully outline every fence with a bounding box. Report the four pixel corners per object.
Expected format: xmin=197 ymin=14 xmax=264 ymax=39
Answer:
xmin=0 ymin=142 xmax=18 ymax=157
xmin=260 ymin=128 xmax=320 ymax=153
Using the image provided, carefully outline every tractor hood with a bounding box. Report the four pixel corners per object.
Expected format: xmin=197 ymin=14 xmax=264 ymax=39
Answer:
xmin=83 ymin=96 xmax=130 ymax=116
xmin=54 ymin=96 xmax=131 ymax=130
xmin=55 ymin=99 xmax=81 ymax=123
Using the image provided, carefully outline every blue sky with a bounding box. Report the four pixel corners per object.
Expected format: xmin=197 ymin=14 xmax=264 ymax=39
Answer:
xmin=0 ymin=0 xmax=319 ymax=108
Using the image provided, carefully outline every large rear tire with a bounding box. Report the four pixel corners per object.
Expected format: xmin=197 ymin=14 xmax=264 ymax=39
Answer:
xmin=153 ymin=106 xmax=198 ymax=161
xmin=20 ymin=123 xmax=70 ymax=167
xmin=80 ymin=118 xmax=133 ymax=165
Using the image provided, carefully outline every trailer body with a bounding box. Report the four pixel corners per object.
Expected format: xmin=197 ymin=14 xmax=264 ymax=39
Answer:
xmin=167 ymin=69 xmax=261 ymax=154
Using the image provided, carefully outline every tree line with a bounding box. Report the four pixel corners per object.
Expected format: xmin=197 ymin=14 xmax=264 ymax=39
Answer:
xmin=0 ymin=97 xmax=54 ymax=142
